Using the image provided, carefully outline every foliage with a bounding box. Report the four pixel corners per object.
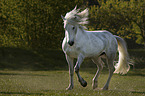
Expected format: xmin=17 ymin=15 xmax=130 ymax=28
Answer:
xmin=0 ymin=0 xmax=84 ymax=49
xmin=0 ymin=0 xmax=145 ymax=49
xmin=89 ymin=0 xmax=145 ymax=47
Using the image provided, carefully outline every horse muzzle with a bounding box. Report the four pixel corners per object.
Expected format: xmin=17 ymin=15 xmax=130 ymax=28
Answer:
xmin=68 ymin=41 xmax=74 ymax=46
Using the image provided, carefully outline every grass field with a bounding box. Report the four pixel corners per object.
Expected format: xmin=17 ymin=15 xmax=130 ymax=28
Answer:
xmin=0 ymin=68 xmax=145 ymax=96
xmin=0 ymin=47 xmax=145 ymax=95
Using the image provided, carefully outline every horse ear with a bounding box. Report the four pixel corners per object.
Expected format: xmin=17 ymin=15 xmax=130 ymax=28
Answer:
xmin=61 ymin=15 xmax=66 ymax=21
xmin=74 ymin=5 xmax=77 ymax=10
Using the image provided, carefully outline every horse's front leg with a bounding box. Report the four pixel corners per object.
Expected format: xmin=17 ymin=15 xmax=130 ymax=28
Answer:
xmin=74 ymin=54 xmax=87 ymax=87
xmin=65 ymin=55 xmax=74 ymax=90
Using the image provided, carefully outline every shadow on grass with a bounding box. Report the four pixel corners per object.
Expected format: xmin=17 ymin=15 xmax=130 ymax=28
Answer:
xmin=126 ymin=69 xmax=145 ymax=77
xmin=0 ymin=47 xmax=67 ymax=71
xmin=0 ymin=47 xmax=145 ymax=71
xmin=131 ymin=91 xmax=145 ymax=94
xmin=109 ymin=89 xmax=145 ymax=95
xmin=0 ymin=91 xmax=44 ymax=95
xmin=127 ymin=73 xmax=145 ymax=77
xmin=0 ymin=72 xmax=49 ymax=76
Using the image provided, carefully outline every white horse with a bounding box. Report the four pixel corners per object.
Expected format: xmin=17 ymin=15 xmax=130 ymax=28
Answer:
xmin=61 ymin=6 xmax=130 ymax=90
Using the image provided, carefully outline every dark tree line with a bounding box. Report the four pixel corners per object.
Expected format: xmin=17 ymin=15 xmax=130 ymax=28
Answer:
xmin=0 ymin=0 xmax=84 ymax=49
xmin=0 ymin=0 xmax=145 ymax=49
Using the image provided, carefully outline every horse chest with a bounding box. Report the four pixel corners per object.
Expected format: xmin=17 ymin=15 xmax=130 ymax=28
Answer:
xmin=64 ymin=46 xmax=80 ymax=58
xmin=62 ymin=39 xmax=80 ymax=58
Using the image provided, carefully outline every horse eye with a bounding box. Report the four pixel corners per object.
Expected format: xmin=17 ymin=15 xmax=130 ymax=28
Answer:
xmin=72 ymin=27 xmax=75 ymax=30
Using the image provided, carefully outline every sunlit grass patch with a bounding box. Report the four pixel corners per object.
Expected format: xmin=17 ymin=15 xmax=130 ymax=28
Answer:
xmin=0 ymin=69 xmax=144 ymax=96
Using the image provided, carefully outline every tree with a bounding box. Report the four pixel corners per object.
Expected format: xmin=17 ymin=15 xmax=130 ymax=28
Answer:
xmin=89 ymin=0 xmax=145 ymax=47
xmin=0 ymin=0 xmax=26 ymax=47
xmin=0 ymin=0 xmax=85 ymax=49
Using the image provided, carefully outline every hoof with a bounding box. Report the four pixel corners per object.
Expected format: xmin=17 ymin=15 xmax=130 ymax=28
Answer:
xmin=82 ymin=80 xmax=87 ymax=87
xmin=66 ymin=85 xmax=73 ymax=90
xmin=92 ymin=80 xmax=98 ymax=89
xmin=92 ymin=83 xmax=98 ymax=89
xmin=101 ymin=87 xmax=108 ymax=90
xmin=79 ymin=78 xmax=87 ymax=87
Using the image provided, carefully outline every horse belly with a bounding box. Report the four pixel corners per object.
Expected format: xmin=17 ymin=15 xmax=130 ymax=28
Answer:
xmin=83 ymin=38 xmax=105 ymax=57
xmin=84 ymin=48 xmax=103 ymax=58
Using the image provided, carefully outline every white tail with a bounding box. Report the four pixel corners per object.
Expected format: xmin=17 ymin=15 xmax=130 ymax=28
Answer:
xmin=114 ymin=36 xmax=130 ymax=74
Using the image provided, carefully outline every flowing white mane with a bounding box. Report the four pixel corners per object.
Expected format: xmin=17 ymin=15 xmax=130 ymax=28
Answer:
xmin=64 ymin=6 xmax=89 ymax=25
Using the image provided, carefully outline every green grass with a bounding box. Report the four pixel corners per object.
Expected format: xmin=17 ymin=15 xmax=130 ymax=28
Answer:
xmin=0 ymin=68 xmax=144 ymax=96
xmin=0 ymin=47 xmax=144 ymax=95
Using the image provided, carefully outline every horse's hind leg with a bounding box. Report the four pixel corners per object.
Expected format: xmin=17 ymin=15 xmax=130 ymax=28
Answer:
xmin=92 ymin=57 xmax=103 ymax=89
xmin=74 ymin=54 xmax=87 ymax=87
xmin=102 ymin=56 xmax=115 ymax=90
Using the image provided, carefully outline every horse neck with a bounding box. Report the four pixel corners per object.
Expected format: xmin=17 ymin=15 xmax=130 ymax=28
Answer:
xmin=76 ymin=26 xmax=88 ymax=39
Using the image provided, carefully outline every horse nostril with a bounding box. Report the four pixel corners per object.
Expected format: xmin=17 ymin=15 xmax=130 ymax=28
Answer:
xmin=68 ymin=41 xmax=74 ymax=46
